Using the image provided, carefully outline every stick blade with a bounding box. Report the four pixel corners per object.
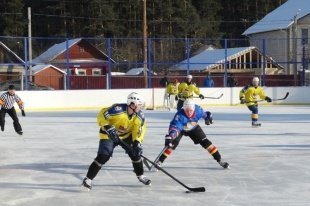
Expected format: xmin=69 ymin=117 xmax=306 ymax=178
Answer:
xmin=142 ymin=158 xmax=152 ymax=171
xmin=187 ymin=187 xmax=206 ymax=193
xmin=283 ymin=92 xmax=289 ymax=99
xmin=272 ymin=92 xmax=289 ymax=101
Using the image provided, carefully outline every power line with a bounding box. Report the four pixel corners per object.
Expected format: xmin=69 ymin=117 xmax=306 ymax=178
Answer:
xmin=1 ymin=12 xmax=308 ymax=24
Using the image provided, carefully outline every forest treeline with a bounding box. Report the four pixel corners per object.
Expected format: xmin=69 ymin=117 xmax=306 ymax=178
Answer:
xmin=1 ymin=0 xmax=287 ymax=39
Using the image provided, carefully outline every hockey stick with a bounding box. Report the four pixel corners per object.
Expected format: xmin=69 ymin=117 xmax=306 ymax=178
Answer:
xmin=271 ymin=92 xmax=289 ymax=101
xmin=245 ymin=92 xmax=289 ymax=103
xmin=143 ymin=146 xmax=168 ymax=171
xmin=193 ymin=93 xmax=223 ymax=99
xmin=119 ymin=141 xmax=205 ymax=193
xmin=142 ymin=155 xmax=205 ymax=193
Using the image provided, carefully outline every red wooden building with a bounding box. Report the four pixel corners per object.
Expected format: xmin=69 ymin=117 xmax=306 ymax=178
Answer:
xmin=32 ymin=38 xmax=115 ymax=89
xmin=32 ymin=64 xmax=66 ymax=90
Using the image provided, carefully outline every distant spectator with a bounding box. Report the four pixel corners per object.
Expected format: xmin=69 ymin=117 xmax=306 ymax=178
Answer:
xmin=160 ymin=75 xmax=170 ymax=108
xmin=227 ymin=74 xmax=238 ymax=87
xmin=159 ymin=75 xmax=169 ymax=87
xmin=166 ymin=79 xmax=179 ymax=111
xmin=204 ymin=73 xmax=214 ymax=87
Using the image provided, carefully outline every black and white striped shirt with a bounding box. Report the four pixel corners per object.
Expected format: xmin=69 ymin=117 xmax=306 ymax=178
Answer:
xmin=0 ymin=92 xmax=23 ymax=109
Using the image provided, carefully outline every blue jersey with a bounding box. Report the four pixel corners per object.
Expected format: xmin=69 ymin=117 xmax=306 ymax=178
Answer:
xmin=169 ymin=104 xmax=208 ymax=134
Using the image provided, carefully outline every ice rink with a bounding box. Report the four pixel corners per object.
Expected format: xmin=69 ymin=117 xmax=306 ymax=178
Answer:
xmin=1 ymin=105 xmax=309 ymax=206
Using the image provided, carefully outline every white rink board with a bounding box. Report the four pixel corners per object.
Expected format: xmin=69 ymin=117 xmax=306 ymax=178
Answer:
xmin=0 ymin=106 xmax=310 ymax=206
xmin=6 ymin=86 xmax=310 ymax=111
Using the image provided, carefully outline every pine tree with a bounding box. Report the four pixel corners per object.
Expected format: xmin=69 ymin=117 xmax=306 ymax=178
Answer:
xmin=0 ymin=0 xmax=25 ymax=36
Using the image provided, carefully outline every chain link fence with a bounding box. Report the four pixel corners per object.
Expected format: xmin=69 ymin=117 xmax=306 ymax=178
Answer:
xmin=0 ymin=37 xmax=309 ymax=90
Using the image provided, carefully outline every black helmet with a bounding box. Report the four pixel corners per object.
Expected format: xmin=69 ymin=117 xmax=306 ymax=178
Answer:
xmin=8 ymin=85 xmax=15 ymax=90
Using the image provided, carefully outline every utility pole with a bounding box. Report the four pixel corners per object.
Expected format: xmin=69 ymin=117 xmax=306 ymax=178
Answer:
xmin=143 ymin=0 xmax=148 ymax=88
xmin=292 ymin=10 xmax=300 ymax=85
xmin=28 ymin=7 xmax=32 ymax=81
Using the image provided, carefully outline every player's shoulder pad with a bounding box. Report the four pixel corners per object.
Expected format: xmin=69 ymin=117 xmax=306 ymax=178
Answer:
xmin=135 ymin=110 xmax=145 ymax=125
xmin=107 ymin=103 xmax=127 ymax=115
xmin=194 ymin=104 xmax=203 ymax=110
xmin=242 ymin=85 xmax=250 ymax=91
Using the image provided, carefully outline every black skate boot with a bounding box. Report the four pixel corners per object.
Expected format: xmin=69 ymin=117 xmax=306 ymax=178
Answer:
xmin=80 ymin=177 xmax=92 ymax=191
xmin=218 ymin=161 xmax=229 ymax=169
xmin=252 ymin=122 xmax=261 ymax=128
xmin=137 ymin=175 xmax=151 ymax=185
xmin=16 ymin=131 xmax=23 ymax=135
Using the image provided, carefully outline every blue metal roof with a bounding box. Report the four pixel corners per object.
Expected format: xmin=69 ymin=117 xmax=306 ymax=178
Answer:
xmin=173 ymin=47 xmax=254 ymax=71
xmin=243 ymin=0 xmax=310 ymax=35
xmin=32 ymin=38 xmax=81 ymax=63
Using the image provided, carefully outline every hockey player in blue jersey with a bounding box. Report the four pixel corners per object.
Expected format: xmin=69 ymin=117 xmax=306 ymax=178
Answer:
xmin=155 ymin=99 xmax=229 ymax=169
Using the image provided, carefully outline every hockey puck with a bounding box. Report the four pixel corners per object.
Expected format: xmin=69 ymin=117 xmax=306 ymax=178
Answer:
xmin=185 ymin=191 xmax=191 ymax=193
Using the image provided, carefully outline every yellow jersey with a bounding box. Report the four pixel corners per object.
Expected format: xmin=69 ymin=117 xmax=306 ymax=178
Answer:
xmin=178 ymin=82 xmax=201 ymax=100
xmin=166 ymin=82 xmax=179 ymax=95
xmin=239 ymin=85 xmax=267 ymax=106
xmin=97 ymin=103 xmax=146 ymax=143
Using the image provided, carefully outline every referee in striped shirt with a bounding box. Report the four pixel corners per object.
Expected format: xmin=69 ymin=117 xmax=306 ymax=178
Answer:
xmin=0 ymin=85 xmax=25 ymax=135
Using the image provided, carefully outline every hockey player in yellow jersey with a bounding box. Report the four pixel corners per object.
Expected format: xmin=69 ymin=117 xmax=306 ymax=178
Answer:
xmin=166 ymin=79 xmax=179 ymax=111
xmin=81 ymin=92 xmax=151 ymax=191
xmin=177 ymin=74 xmax=204 ymax=111
xmin=239 ymin=77 xmax=272 ymax=127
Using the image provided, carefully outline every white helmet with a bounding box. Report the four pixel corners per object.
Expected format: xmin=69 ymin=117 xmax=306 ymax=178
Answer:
xmin=186 ymin=74 xmax=192 ymax=79
xmin=127 ymin=92 xmax=145 ymax=106
xmin=252 ymin=77 xmax=259 ymax=82
xmin=182 ymin=99 xmax=195 ymax=110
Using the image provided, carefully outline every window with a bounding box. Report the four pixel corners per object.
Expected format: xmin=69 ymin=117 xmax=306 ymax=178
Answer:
xmin=79 ymin=47 xmax=85 ymax=53
xmin=92 ymin=68 xmax=101 ymax=76
xmin=301 ymin=29 xmax=308 ymax=44
xmin=77 ymin=69 xmax=87 ymax=75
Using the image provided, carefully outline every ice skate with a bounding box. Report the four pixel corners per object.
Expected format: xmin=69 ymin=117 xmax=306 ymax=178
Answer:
xmin=137 ymin=175 xmax=151 ymax=185
xmin=151 ymin=161 xmax=162 ymax=172
xmin=218 ymin=161 xmax=229 ymax=169
xmin=16 ymin=131 xmax=23 ymax=135
xmin=80 ymin=177 xmax=92 ymax=191
xmin=1 ymin=125 xmax=4 ymax=131
xmin=252 ymin=122 xmax=261 ymax=128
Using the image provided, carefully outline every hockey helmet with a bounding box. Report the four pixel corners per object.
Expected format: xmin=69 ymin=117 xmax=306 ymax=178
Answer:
xmin=252 ymin=77 xmax=259 ymax=86
xmin=252 ymin=77 xmax=259 ymax=82
xmin=186 ymin=74 xmax=192 ymax=79
xmin=183 ymin=99 xmax=195 ymax=117
xmin=183 ymin=99 xmax=195 ymax=110
xmin=127 ymin=92 xmax=145 ymax=107
xmin=8 ymin=85 xmax=15 ymax=90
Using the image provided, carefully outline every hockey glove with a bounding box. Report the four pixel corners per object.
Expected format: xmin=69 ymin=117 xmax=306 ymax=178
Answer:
xmin=205 ymin=111 xmax=213 ymax=125
xmin=199 ymin=94 xmax=205 ymax=99
xmin=103 ymin=125 xmax=120 ymax=144
xmin=265 ymin=96 xmax=272 ymax=103
xmin=132 ymin=141 xmax=143 ymax=157
xmin=21 ymin=110 xmax=26 ymax=117
xmin=175 ymin=95 xmax=178 ymax=101
xmin=240 ymin=98 xmax=246 ymax=104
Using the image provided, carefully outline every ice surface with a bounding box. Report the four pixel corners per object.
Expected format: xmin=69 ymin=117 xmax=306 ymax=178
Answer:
xmin=0 ymin=106 xmax=309 ymax=206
